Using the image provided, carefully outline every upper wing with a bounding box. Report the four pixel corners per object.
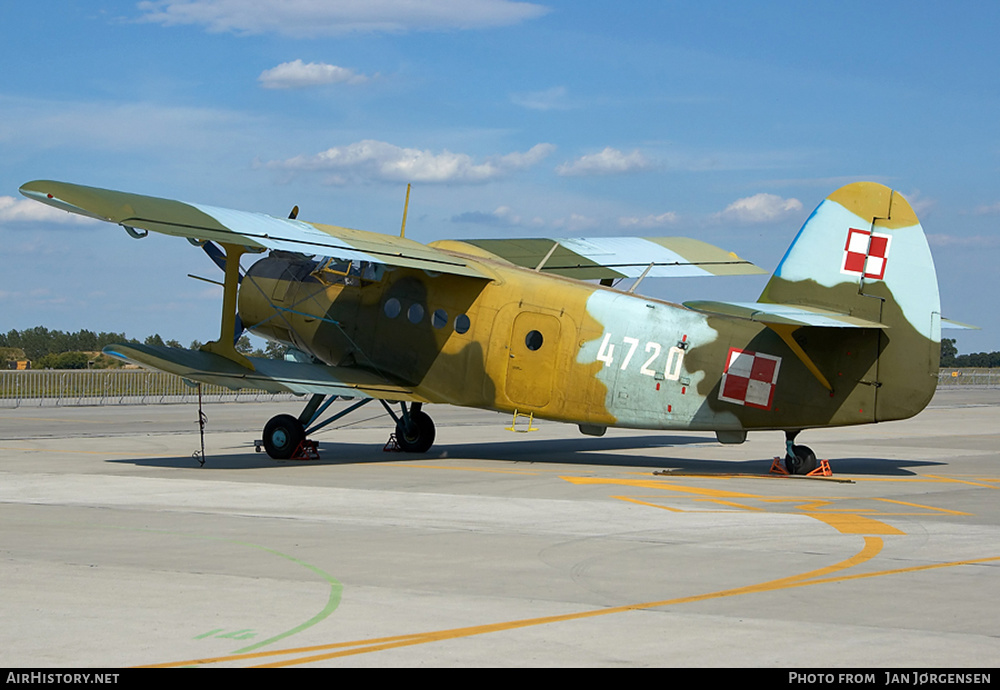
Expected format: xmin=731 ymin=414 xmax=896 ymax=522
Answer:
xmin=19 ymin=180 xmax=488 ymax=279
xmin=461 ymin=237 xmax=765 ymax=279
xmin=20 ymin=180 xmax=764 ymax=282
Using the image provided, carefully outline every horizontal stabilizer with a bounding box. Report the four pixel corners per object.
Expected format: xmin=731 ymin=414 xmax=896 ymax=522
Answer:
xmin=461 ymin=237 xmax=765 ymax=279
xmin=102 ymin=343 xmax=426 ymax=402
xmin=19 ymin=180 xmax=488 ymax=279
xmin=683 ymin=301 xmax=888 ymax=329
xmin=941 ymin=317 xmax=980 ymax=330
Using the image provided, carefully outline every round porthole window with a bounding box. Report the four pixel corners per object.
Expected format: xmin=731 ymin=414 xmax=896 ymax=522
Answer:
xmin=432 ymin=309 xmax=448 ymax=329
xmin=454 ymin=314 xmax=471 ymax=334
xmin=525 ymin=330 xmax=543 ymax=351
xmin=383 ymin=297 xmax=401 ymax=318
xmin=407 ymin=303 xmax=424 ymax=324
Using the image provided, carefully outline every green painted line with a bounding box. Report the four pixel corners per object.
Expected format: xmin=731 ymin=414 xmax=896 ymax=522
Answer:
xmin=229 ymin=543 xmax=343 ymax=654
xmin=59 ymin=521 xmax=344 ymax=657
xmin=218 ymin=629 xmax=257 ymax=640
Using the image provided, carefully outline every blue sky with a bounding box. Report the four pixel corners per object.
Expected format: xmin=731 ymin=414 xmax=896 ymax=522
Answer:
xmin=1 ymin=1 xmax=997 ymax=352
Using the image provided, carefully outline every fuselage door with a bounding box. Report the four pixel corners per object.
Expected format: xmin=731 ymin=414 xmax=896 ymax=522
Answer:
xmin=505 ymin=311 xmax=561 ymax=408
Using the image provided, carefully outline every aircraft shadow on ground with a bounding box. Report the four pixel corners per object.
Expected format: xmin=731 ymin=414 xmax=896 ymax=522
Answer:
xmin=109 ymin=432 xmax=944 ymax=475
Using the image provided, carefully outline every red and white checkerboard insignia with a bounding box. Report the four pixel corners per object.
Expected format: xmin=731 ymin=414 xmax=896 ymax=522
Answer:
xmin=718 ymin=348 xmax=781 ymax=410
xmin=842 ymin=227 xmax=891 ymax=280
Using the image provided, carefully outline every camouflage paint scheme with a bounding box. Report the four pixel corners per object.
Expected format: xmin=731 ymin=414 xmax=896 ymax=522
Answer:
xmin=19 ymin=179 xmax=941 ymax=452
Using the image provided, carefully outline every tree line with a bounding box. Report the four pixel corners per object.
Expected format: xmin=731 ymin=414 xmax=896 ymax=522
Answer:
xmin=941 ymin=338 xmax=1000 ymax=368
xmin=1 ymin=326 xmax=287 ymax=369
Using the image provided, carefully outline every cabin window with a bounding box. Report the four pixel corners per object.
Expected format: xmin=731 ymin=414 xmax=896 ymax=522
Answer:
xmin=407 ymin=303 xmax=424 ymax=324
xmin=432 ymin=309 xmax=448 ymax=329
xmin=454 ymin=314 xmax=471 ymax=334
xmin=525 ymin=330 xmax=544 ymax=351
xmin=384 ymin=298 xmax=401 ymax=318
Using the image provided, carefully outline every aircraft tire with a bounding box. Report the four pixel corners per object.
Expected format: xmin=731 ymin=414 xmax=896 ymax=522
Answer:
xmin=785 ymin=444 xmax=817 ymax=475
xmin=263 ymin=414 xmax=305 ymax=460
xmin=395 ymin=410 xmax=435 ymax=453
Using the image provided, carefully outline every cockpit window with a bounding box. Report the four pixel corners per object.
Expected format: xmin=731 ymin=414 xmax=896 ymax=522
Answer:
xmin=314 ymin=258 xmax=385 ymax=286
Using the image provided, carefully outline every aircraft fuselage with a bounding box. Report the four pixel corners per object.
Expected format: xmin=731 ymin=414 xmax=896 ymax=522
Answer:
xmin=237 ymin=243 xmax=930 ymax=439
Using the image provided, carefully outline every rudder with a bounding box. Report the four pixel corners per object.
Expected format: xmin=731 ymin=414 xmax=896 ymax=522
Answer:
xmin=759 ymin=182 xmax=941 ymax=421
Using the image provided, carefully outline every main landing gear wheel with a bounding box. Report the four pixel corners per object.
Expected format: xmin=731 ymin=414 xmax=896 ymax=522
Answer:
xmin=395 ymin=409 xmax=435 ymax=453
xmin=785 ymin=444 xmax=817 ymax=475
xmin=262 ymin=414 xmax=305 ymax=460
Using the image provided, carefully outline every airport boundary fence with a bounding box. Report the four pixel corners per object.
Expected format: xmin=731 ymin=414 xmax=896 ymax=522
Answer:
xmin=937 ymin=368 xmax=1000 ymax=388
xmin=0 ymin=369 xmax=298 ymax=408
xmin=1 ymin=368 xmax=996 ymax=408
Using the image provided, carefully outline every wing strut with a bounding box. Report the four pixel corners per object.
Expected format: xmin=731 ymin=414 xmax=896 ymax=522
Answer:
xmin=200 ymin=242 xmax=254 ymax=370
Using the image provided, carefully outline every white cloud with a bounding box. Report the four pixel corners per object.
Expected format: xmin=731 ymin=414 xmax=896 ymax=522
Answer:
xmin=511 ymin=86 xmax=570 ymax=111
xmin=0 ymin=196 xmax=99 ymax=225
xmin=266 ymin=140 xmax=555 ymax=184
xmin=0 ymin=95 xmax=251 ymax=153
xmin=556 ymin=148 xmax=651 ymax=177
xmin=972 ymin=202 xmax=1000 ymax=216
xmin=258 ymin=60 xmax=369 ymax=89
xmin=927 ymin=234 xmax=1000 ymax=248
xmin=551 ymin=213 xmax=600 ymax=233
xmin=137 ymin=0 xmax=550 ymax=37
xmin=451 ymin=206 xmax=545 ymax=228
xmin=618 ymin=211 xmax=679 ymax=229
xmin=716 ymin=193 xmax=803 ymax=223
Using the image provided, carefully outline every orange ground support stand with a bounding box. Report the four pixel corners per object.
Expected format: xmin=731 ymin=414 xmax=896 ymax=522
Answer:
xmin=291 ymin=439 xmax=320 ymax=460
xmin=769 ymin=457 xmax=833 ymax=477
xmin=383 ymin=433 xmax=403 ymax=452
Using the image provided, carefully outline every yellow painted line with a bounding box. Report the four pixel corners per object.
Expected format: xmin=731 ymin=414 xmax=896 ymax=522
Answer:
xmin=799 ymin=508 xmax=883 ymax=513
xmin=784 ymin=499 xmax=833 ymax=511
xmin=611 ymin=495 xmax=685 ymax=512
xmin=852 ymin=476 xmax=995 ymax=484
xmin=0 ymin=445 xmax=174 ymax=457
xmin=795 ymin=554 xmax=1000 ymax=586
xmin=568 ymin=476 xmax=960 ymax=532
xmin=776 ymin=536 xmax=883 ymax=583
xmin=804 ymin=512 xmax=905 ymax=535
xmin=239 ymin=549 xmax=1000 ymax=669
xmin=692 ymin=498 xmax=765 ymax=511
xmin=561 ymin=475 xmax=760 ymax=498
xmin=380 ymin=463 xmax=542 ymax=475
xmin=921 ymin=474 xmax=998 ymax=490
xmin=144 ymin=536 xmax=891 ymax=668
xmin=873 ymin=497 xmax=972 ymax=516
xmin=574 ymin=475 xmax=909 ymax=536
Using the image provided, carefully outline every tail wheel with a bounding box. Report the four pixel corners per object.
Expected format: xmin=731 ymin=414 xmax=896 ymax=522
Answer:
xmin=395 ymin=410 xmax=435 ymax=453
xmin=785 ymin=444 xmax=817 ymax=475
xmin=263 ymin=414 xmax=305 ymax=460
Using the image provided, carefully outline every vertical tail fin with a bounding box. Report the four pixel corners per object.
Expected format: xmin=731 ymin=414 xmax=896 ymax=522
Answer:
xmin=760 ymin=182 xmax=940 ymax=421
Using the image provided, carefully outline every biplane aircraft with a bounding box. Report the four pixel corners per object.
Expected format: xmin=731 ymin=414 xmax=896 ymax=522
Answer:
xmin=20 ymin=180 xmax=955 ymax=473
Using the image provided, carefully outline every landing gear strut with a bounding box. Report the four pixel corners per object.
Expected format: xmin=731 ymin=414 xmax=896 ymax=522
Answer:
xmin=258 ymin=395 xmax=436 ymax=460
xmin=784 ymin=430 xmax=817 ymax=475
